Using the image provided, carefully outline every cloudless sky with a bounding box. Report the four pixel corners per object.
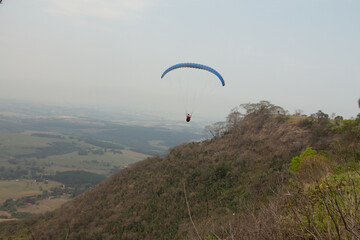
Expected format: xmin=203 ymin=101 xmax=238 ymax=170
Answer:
xmin=1 ymin=0 xmax=359 ymax=122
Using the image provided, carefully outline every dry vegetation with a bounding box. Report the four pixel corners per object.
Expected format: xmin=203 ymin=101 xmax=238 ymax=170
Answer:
xmin=0 ymin=101 xmax=359 ymax=239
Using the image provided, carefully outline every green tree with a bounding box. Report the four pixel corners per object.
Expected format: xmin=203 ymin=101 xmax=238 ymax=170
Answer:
xmin=289 ymin=147 xmax=317 ymax=172
xmin=310 ymin=110 xmax=329 ymax=122
xmin=334 ymin=115 xmax=343 ymax=125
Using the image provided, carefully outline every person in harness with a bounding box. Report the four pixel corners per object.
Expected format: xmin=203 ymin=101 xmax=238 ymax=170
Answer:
xmin=186 ymin=113 xmax=191 ymax=122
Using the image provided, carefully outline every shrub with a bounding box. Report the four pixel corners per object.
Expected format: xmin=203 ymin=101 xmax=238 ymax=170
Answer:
xmin=289 ymin=147 xmax=317 ymax=172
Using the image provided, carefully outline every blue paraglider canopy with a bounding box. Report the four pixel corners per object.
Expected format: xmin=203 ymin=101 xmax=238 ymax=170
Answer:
xmin=161 ymin=63 xmax=225 ymax=86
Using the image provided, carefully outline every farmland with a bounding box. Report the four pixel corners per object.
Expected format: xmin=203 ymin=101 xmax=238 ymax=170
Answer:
xmin=0 ymin=102 xmax=202 ymax=220
xmin=0 ymin=180 xmax=60 ymax=203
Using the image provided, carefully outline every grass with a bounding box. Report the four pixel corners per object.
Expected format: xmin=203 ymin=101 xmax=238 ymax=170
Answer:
xmin=43 ymin=149 xmax=149 ymax=175
xmin=0 ymin=218 xmax=17 ymax=223
xmin=17 ymin=196 xmax=69 ymax=215
xmin=148 ymin=140 xmax=169 ymax=152
xmin=0 ymin=211 xmax=11 ymax=217
xmin=0 ymin=130 xmax=150 ymax=176
xmin=0 ymin=180 xmax=61 ymax=204
xmin=0 ymin=131 xmax=49 ymax=158
xmin=0 ymin=126 xmax=152 ymax=219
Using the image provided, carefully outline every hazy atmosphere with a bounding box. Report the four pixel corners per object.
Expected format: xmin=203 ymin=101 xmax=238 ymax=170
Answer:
xmin=1 ymin=0 xmax=359 ymax=121
xmin=1 ymin=1 xmax=360 ymax=238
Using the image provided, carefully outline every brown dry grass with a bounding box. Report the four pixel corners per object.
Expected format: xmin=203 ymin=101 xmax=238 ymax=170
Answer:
xmin=17 ymin=197 xmax=69 ymax=215
xmin=0 ymin=180 xmax=61 ymax=204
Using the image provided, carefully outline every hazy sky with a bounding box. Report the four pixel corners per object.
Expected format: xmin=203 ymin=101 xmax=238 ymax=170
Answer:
xmin=1 ymin=0 xmax=359 ymax=122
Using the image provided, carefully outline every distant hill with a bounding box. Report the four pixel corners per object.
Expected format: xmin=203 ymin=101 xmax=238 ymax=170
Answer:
xmin=1 ymin=101 xmax=359 ymax=239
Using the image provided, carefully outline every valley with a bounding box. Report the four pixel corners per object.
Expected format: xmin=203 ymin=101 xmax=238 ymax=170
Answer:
xmin=0 ymin=102 xmax=202 ymax=221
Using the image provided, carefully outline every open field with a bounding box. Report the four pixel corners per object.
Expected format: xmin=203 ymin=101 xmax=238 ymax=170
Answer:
xmin=0 ymin=124 xmax=152 ymax=216
xmin=0 ymin=103 xmax=202 ymax=219
xmin=148 ymin=140 xmax=169 ymax=152
xmin=0 ymin=180 xmax=61 ymax=203
xmin=42 ymin=149 xmax=149 ymax=175
xmin=0 ymin=130 xmax=150 ymax=176
xmin=0 ymin=211 xmax=11 ymax=217
xmin=17 ymin=196 xmax=69 ymax=215
xmin=0 ymin=131 xmax=53 ymax=156
xmin=0 ymin=218 xmax=17 ymax=223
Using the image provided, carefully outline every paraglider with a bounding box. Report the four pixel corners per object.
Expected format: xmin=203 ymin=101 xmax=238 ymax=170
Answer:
xmin=161 ymin=63 xmax=225 ymax=122
xmin=161 ymin=63 xmax=225 ymax=86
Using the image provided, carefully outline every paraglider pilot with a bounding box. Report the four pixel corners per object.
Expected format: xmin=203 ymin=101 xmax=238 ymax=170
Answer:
xmin=161 ymin=63 xmax=225 ymax=123
xmin=186 ymin=113 xmax=191 ymax=122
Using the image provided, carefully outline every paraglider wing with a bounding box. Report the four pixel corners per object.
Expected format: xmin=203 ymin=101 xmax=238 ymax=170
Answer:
xmin=161 ymin=63 xmax=225 ymax=86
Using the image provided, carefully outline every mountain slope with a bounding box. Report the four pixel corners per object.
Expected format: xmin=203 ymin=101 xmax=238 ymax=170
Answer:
xmin=1 ymin=107 xmax=358 ymax=239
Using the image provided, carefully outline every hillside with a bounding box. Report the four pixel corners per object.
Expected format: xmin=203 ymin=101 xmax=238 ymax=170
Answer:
xmin=0 ymin=102 xmax=359 ymax=239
